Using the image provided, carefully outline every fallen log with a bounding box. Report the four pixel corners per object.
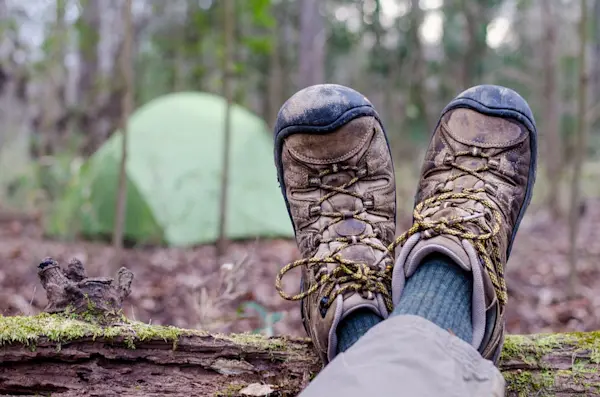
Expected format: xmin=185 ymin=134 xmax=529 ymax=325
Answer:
xmin=501 ymin=331 xmax=600 ymax=396
xmin=0 ymin=258 xmax=597 ymax=396
xmin=0 ymin=314 xmax=319 ymax=396
xmin=0 ymin=316 xmax=598 ymax=396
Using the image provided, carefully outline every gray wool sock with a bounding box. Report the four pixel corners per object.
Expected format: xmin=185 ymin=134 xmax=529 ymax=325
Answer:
xmin=336 ymin=309 xmax=382 ymax=354
xmin=391 ymin=254 xmax=473 ymax=343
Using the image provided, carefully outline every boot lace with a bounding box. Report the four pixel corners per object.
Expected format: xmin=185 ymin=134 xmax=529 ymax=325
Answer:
xmin=275 ymin=164 xmax=395 ymax=314
xmin=388 ymin=120 xmax=507 ymax=305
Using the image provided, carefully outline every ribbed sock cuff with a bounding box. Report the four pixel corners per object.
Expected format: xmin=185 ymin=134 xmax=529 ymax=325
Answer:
xmin=391 ymin=254 xmax=473 ymax=343
xmin=336 ymin=309 xmax=382 ymax=354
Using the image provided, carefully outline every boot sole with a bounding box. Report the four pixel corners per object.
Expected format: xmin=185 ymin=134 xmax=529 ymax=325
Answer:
xmin=436 ymin=84 xmax=538 ymax=259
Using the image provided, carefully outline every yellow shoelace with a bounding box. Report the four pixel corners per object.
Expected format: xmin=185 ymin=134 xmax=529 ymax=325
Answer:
xmin=276 ymin=129 xmax=508 ymax=313
xmin=390 ymin=121 xmax=508 ymax=305
xmin=390 ymin=189 xmax=506 ymax=305
xmin=275 ymin=165 xmax=394 ymax=313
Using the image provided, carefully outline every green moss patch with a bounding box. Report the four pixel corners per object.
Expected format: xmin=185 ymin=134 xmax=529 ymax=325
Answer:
xmin=503 ymin=332 xmax=600 ymax=396
xmin=502 ymin=332 xmax=600 ymax=365
xmin=218 ymin=332 xmax=295 ymax=351
xmin=504 ymin=370 xmax=555 ymax=397
xmin=0 ymin=313 xmax=312 ymax=355
xmin=0 ymin=313 xmax=190 ymax=348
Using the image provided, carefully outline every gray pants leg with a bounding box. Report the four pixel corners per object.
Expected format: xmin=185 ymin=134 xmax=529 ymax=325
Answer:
xmin=299 ymin=315 xmax=505 ymax=397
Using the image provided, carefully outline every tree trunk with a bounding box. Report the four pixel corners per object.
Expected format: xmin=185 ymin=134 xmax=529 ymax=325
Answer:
xmin=0 ymin=0 xmax=31 ymax=197
xmin=408 ymin=0 xmax=432 ymax=135
xmin=77 ymin=0 xmax=101 ymax=154
xmin=216 ymin=0 xmax=235 ymax=258
xmin=593 ymin=0 xmax=600 ymax=129
xmin=541 ymin=2 xmax=563 ymax=219
xmin=112 ymin=0 xmax=133 ymax=255
xmin=568 ymin=0 xmax=589 ymax=298
xmin=1 ymin=316 xmax=599 ymax=396
xmin=267 ymin=21 xmax=283 ymax=129
xmin=461 ymin=0 xmax=487 ymax=90
xmin=36 ymin=0 xmax=68 ymax=156
xmin=298 ymin=0 xmax=325 ymax=88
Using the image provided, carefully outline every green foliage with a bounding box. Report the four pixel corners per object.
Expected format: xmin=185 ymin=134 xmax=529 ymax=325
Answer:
xmin=246 ymin=0 xmax=276 ymax=29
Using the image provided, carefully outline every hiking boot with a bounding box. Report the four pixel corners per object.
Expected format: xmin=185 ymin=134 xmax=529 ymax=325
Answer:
xmin=274 ymin=84 xmax=396 ymax=364
xmin=391 ymin=85 xmax=537 ymax=363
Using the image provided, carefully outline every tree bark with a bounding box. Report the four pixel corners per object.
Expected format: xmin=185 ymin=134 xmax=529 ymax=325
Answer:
xmin=298 ymin=0 xmax=325 ymax=88
xmin=541 ymin=2 xmax=563 ymax=219
xmin=461 ymin=0 xmax=488 ymax=90
xmin=267 ymin=21 xmax=283 ymax=129
xmin=0 ymin=318 xmax=599 ymax=396
xmin=112 ymin=0 xmax=133 ymax=256
xmin=216 ymin=0 xmax=235 ymax=258
xmin=568 ymin=0 xmax=589 ymax=298
xmin=408 ymin=0 xmax=432 ymax=135
xmin=593 ymin=0 xmax=600 ymax=130
xmin=77 ymin=0 xmax=101 ymax=154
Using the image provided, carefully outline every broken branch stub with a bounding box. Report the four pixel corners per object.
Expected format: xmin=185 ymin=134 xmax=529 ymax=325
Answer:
xmin=37 ymin=257 xmax=134 ymax=322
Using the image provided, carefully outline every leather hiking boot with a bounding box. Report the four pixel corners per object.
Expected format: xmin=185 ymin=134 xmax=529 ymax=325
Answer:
xmin=391 ymin=85 xmax=537 ymax=363
xmin=273 ymin=84 xmax=397 ymax=364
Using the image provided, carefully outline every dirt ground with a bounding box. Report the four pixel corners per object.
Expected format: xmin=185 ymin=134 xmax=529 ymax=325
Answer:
xmin=2 ymin=199 xmax=600 ymax=338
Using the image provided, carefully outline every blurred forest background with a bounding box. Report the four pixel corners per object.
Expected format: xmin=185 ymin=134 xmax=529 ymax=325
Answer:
xmin=0 ymin=0 xmax=599 ymax=339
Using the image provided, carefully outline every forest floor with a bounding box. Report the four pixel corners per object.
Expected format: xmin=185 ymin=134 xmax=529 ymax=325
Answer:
xmin=2 ymin=199 xmax=600 ymax=338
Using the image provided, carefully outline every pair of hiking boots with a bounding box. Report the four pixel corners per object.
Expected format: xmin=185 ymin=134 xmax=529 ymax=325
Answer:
xmin=274 ymin=84 xmax=537 ymax=365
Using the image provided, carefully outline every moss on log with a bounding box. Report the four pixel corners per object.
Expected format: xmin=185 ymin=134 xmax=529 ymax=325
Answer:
xmin=0 ymin=314 xmax=319 ymax=396
xmin=0 ymin=314 xmax=598 ymax=396
xmin=501 ymin=332 xmax=600 ymax=396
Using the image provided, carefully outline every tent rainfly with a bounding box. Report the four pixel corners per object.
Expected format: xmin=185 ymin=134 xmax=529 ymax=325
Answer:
xmin=47 ymin=92 xmax=294 ymax=246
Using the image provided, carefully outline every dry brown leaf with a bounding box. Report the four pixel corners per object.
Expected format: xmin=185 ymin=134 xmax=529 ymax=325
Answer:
xmin=239 ymin=383 xmax=275 ymax=396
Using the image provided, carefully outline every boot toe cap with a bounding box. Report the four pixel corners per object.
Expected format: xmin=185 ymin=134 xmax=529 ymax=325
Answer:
xmin=444 ymin=84 xmax=536 ymax=131
xmin=274 ymin=84 xmax=379 ymax=135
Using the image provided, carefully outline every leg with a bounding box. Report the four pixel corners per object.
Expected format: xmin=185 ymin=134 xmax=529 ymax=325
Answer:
xmin=273 ymin=84 xmax=397 ymax=363
xmin=298 ymin=84 xmax=537 ymax=396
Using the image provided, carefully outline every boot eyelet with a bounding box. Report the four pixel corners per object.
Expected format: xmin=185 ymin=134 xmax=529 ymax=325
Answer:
xmin=357 ymin=167 xmax=368 ymax=178
xmin=484 ymin=183 xmax=498 ymax=195
xmin=471 ymin=147 xmax=482 ymax=157
xmin=443 ymin=153 xmax=454 ymax=165
xmin=313 ymin=234 xmax=322 ymax=245
xmin=319 ymin=297 xmax=329 ymax=318
xmin=423 ymin=229 xmax=438 ymax=239
xmin=488 ymin=159 xmax=500 ymax=170
xmin=308 ymin=176 xmax=320 ymax=187
xmin=309 ymin=205 xmax=322 ymax=217
xmin=363 ymin=193 xmax=374 ymax=209
xmin=332 ymin=164 xmax=339 ymax=173
xmin=314 ymin=266 xmax=327 ymax=279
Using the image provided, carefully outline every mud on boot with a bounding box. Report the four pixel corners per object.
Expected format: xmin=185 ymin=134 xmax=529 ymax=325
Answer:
xmin=273 ymin=84 xmax=397 ymax=363
xmin=391 ymin=84 xmax=537 ymax=363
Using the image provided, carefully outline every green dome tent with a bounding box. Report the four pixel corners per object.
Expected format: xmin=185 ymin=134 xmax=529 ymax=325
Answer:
xmin=47 ymin=92 xmax=294 ymax=246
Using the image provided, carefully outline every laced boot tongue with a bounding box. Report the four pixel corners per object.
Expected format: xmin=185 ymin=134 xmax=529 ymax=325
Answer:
xmin=328 ymin=215 xmax=383 ymax=304
xmin=323 ymin=178 xmax=387 ymax=313
xmin=398 ymin=177 xmax=500 ymax=351
xmin=333 ymin=232 xmax=386 ymax=328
